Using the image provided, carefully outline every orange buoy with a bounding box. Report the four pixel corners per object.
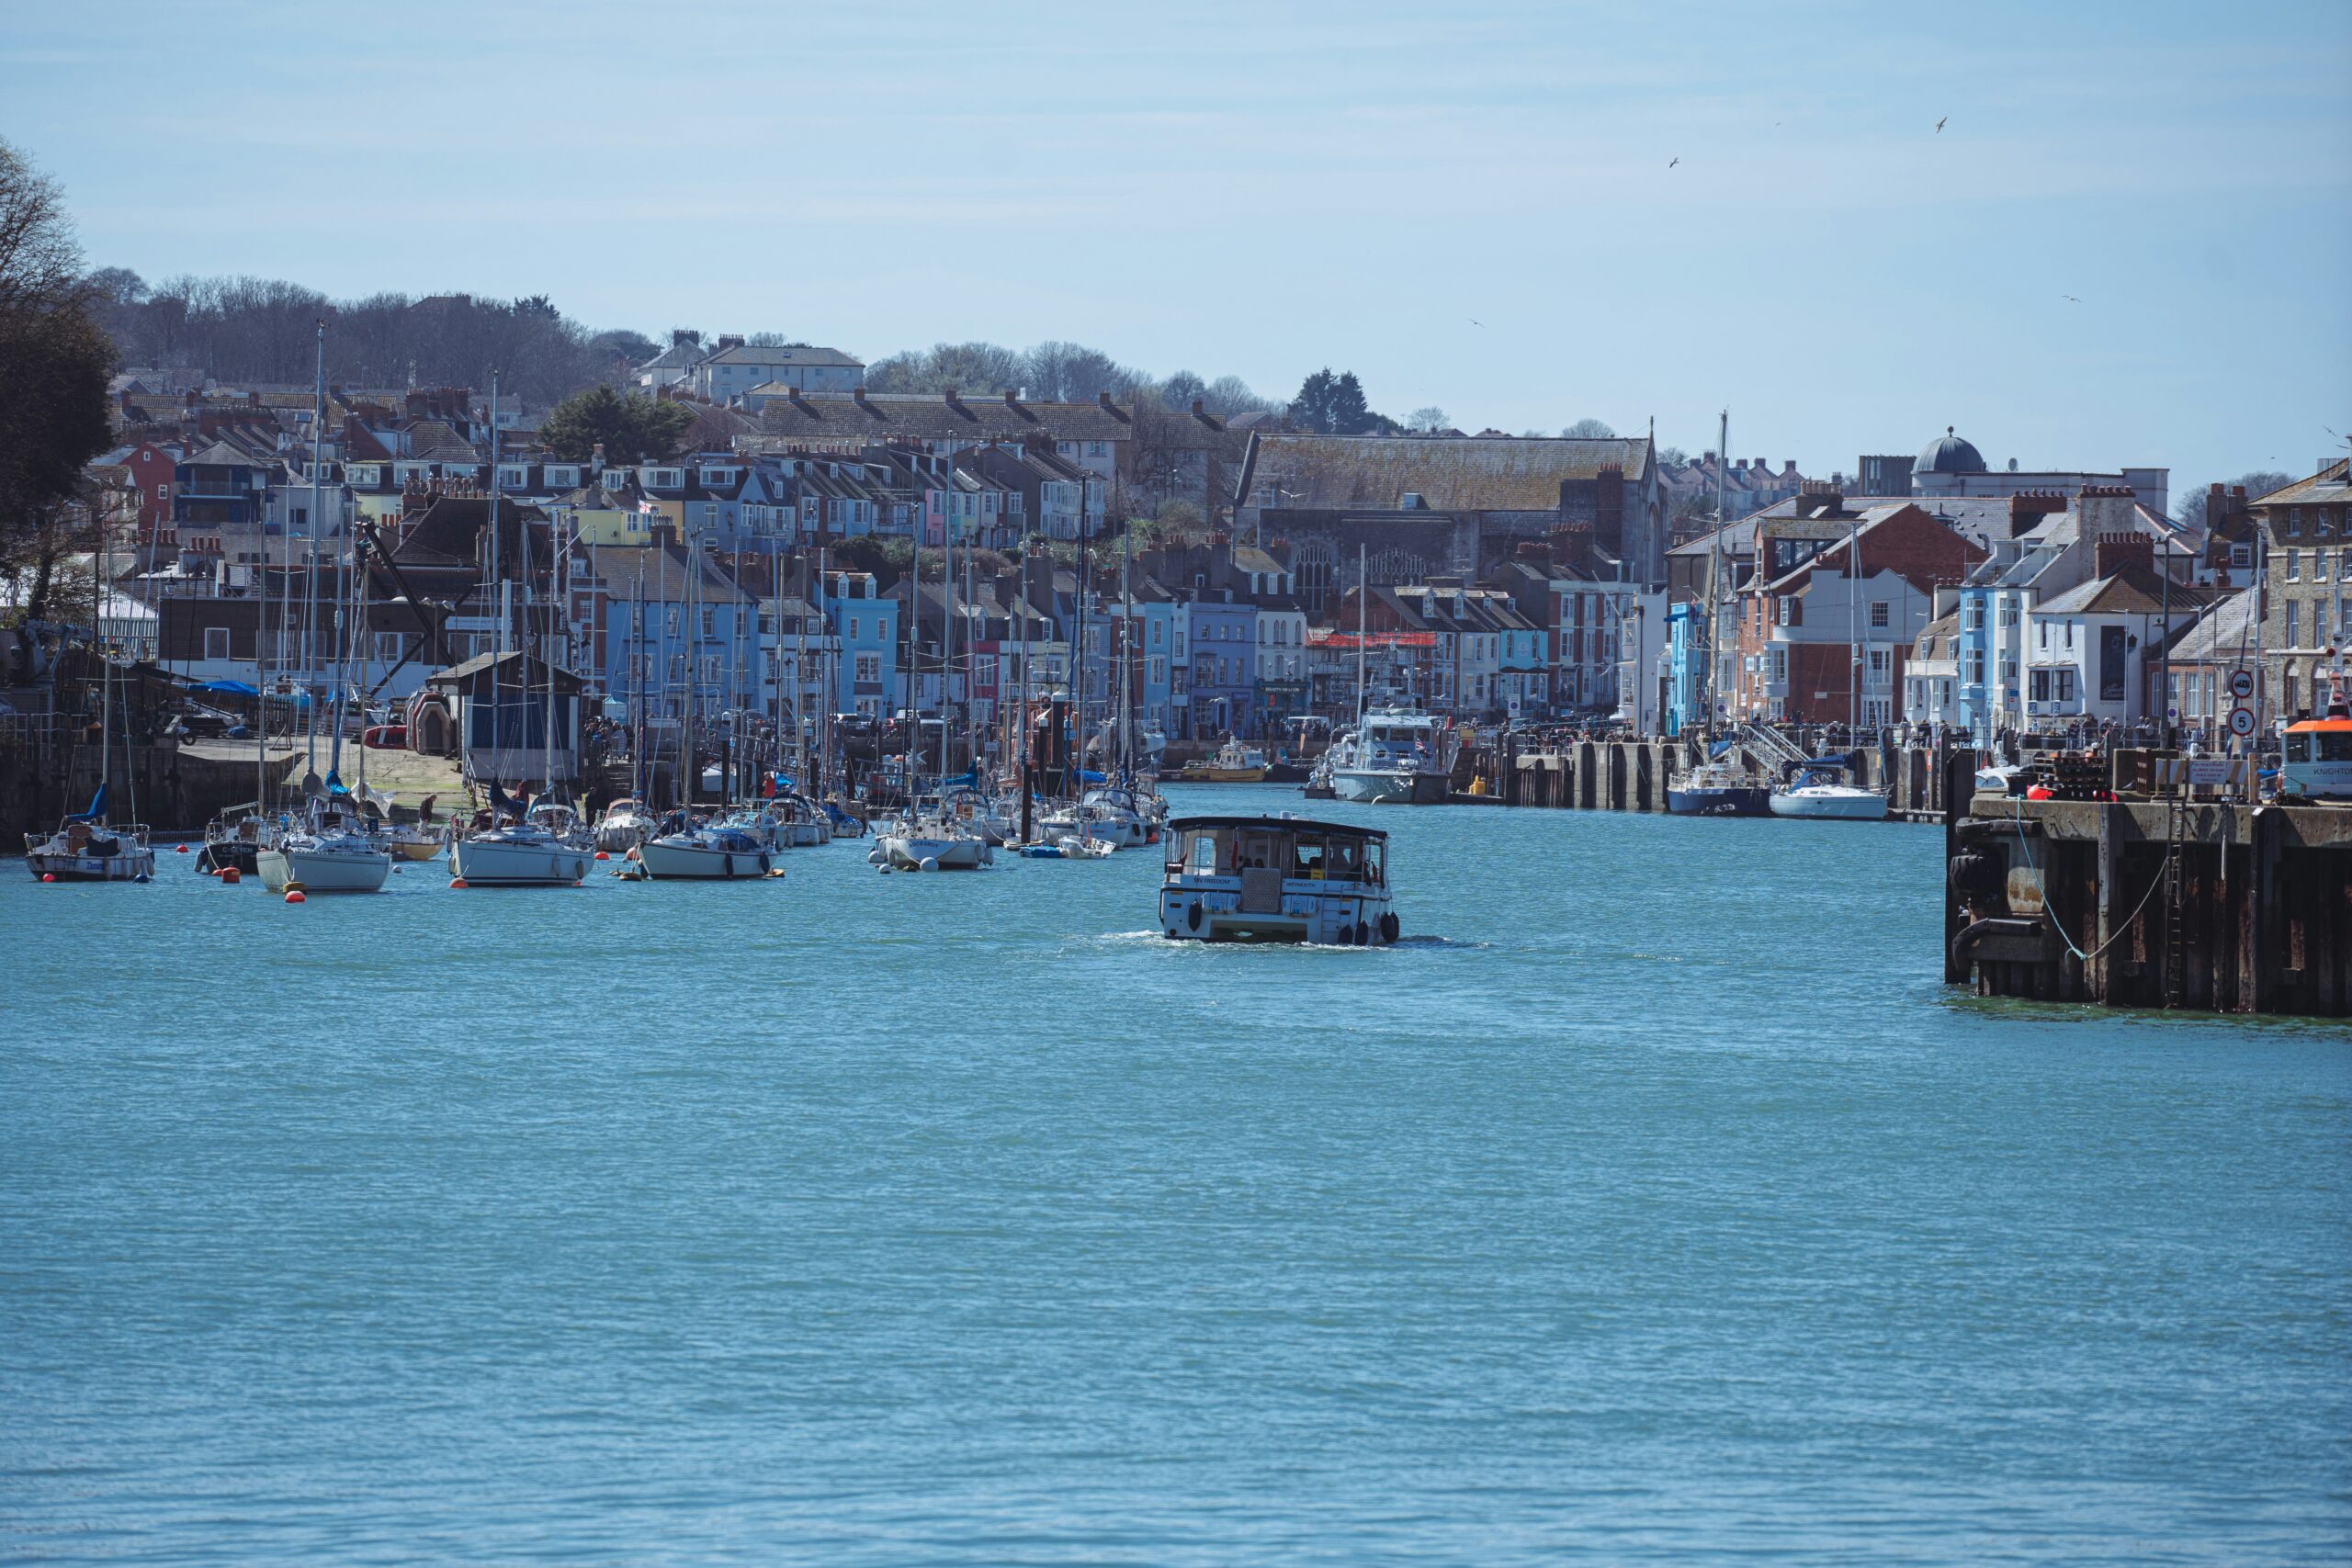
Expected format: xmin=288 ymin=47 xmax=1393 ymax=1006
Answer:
xmin=284 ymin=890 xmax=305 ymax=904
xmin=175 ymin=843 xmax=188 ymax=854
xmin=594 ymin=850 xmax=610 ymax=861
xmin=449 ymin=877 xmax=469 ymax=889
xmin=2026 ymin=785 xmax=2054 ymax=801
xmin=220 ymin=867 xmax=241 ymax=885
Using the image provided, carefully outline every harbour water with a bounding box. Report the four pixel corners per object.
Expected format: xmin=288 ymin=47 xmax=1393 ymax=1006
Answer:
xmin=4 ymin=787 xmax=2347 ymax=1562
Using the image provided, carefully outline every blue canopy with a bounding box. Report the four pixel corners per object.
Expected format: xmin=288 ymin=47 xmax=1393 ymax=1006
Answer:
xmin=193 ymin=680 xmax=258 ymax=696
xmin=1076 ymin=768 xmax=1106 ymax=784
xmin=62 ymin=782 xmax=107 ymax=823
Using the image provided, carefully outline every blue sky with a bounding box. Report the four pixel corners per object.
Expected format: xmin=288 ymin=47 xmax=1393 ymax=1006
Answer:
xmin=6 ymin=0 xmax=2347 ymax=492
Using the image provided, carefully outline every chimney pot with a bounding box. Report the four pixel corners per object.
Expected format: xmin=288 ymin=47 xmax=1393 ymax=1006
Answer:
xmin=1098 ymin=391 xmax=1114 ymax=407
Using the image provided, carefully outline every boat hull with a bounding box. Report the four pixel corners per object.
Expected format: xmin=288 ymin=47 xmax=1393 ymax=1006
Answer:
xmin=448 ymin=838 xmax=594 ymax=886
xmin=880 ymin=834 xmax=991 ymax=870
xmin=1330 ymin=768 xmax=1445 ymax=805
xmin=1667 ymin=785 xmax=1772 ymax=818
xmin=1769 ymin=789 xmax=1889 ymax=820
xmin=27 ymin=848 xmax=155 ymax=882
xmin=257 ymin=846 xmax=393 ymax=892
xmin=636 ymin=839 xmax=777 ymax=879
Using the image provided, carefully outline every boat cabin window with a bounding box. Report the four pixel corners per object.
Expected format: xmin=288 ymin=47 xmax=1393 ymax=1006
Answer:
xmin=1236 ymin=829 xmax=1285 ymax=870
xmin=1292 ymin=837 xmax=1326 ymax=878
xmin=2301 ymin=730 xmax=2352 ymax=761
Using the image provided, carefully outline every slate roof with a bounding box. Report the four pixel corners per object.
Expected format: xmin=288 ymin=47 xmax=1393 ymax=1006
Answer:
xmin=2034 ymin=559 xmax=2218 ymax=618
xmin=2157 ymin=589 xmax=2260 ymax=663
xmin=707 ymin=343 xmax=862 ymax=367
xmin=2251 ymin=459 xmax=2351 ymax=508
xmin=755 ymin=393 xmax=1151 ymax=447
xmin=1242 ymin=434 xmax=1653 ymax=512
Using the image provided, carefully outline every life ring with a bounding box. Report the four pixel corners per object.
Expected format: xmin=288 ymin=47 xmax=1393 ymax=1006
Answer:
xmin=1378 ymin=911 xmax=1399 ymax=944
xmin=1187 ymin=901 xmax=1203 ymax=932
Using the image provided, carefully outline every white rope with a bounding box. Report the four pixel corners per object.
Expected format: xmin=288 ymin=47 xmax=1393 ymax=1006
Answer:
xmin=2007 ymin=795 xmax=2174 ymax=964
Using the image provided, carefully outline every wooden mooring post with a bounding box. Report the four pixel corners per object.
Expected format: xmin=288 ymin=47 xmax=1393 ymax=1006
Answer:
xmin=1945 ymin=782 xmax=2352 ymax=1018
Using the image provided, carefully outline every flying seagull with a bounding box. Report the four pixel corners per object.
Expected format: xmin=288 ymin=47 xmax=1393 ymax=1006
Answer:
xmin=1469 ymin=319 xmax=1484 ymax=328
xmin=1668 ymin=156 xmax=1679 ymax=168
xmin=2062 ymin=294 xmax=2081 ymax=303
xmin=1935 ymin=116 xmax=1947 ymax=133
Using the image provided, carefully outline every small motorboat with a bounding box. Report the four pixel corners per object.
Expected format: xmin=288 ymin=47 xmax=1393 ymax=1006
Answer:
xmin=1159 ymin=813 xmax=1396 ymax=945
xmin=1769 ymin=762 xmax=1889 ymax=821
xmin=1180 ymin=739 xmax=1272 ymax=783
xmin=194 ymin=803 xmax=266 ymax=874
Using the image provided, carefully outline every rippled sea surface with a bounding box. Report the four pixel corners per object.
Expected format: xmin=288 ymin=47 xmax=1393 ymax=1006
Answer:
xmin=3 ymin=786 xmax=2347 ymax=1563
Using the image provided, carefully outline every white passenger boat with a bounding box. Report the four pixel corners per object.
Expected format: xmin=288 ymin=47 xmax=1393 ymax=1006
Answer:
xmin=1769 ymin=763 xmax=1889 ymax=820
xmin=637 ymin=807 xmax=783 ymax=879
xmin=1325 ymin=708 xmax=1452 ymax=804
xmin=1159 ymin=813 xmax=1396 ymax=944
xmin=256 ymin=797 xmax=391 ymax=893
xmin=449 ymin=801 xmax=595 ymax=886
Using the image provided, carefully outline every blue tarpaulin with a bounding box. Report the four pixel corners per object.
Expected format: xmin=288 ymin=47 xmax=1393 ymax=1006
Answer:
xmin=193 ymin=680 xmax=258 ymax=696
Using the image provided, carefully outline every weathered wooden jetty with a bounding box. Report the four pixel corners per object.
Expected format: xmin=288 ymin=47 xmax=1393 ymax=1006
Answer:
xmin=1940 ymin=751 xmax=2352 ymax=1016
xmin=1473 ymin=733 xmax=1952 ymax=819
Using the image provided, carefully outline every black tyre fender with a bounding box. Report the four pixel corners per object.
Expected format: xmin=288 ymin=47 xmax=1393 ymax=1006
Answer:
xmin=1187 ymin=900 xmax=1203 ymax=932
xmin=1379 ymin=911 xmax=1399 ymax=944
xmin=1353 ymin=920 xmax=1370 ymax=947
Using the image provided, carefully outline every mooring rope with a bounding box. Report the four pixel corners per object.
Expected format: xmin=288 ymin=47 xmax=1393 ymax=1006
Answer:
xmin=2008 ymin=795 xmax=2173 ymax=964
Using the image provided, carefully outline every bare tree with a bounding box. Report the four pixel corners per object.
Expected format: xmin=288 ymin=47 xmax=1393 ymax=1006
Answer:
xmin=1408 ymin=406 xmax=1451 ymax=433
xmin=1561 ymin=417 xmax=1617 ymax=439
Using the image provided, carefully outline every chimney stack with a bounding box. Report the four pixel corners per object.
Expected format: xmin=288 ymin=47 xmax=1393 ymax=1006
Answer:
xmin=2007 ymin=491 xmax=2068 ymax=536
xmin=2094 ymin=531 xmax=2154 ymax=580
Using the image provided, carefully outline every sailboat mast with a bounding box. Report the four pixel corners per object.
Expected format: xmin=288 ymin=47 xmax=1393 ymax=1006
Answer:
xmin=304 ymin=318 xmax=325 ymax=774
xmin=1355 ymin=542 xmax=1367 ymax=727
xmin=1703 ymin=408 xmax=1726 ymax=738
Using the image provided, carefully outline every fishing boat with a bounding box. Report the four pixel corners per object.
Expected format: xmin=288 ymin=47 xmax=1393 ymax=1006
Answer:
xmin=256 ymin=788 xmax=392 ymax=892
xmin=636 ymin=806 xmax=784 ymax=879
xmin=1326 ymin=708 xmax=1452 ymax=805
xmin=25 ymin=788 xmax=154 ymax=883
xmin=593 ymin=796 xmax=657 ymax=853
xmin=1180 ymin=739 xmax=1272 ymax=783
xmin=448 ymin=800 xmax=595 ymax=886
xmin=2278 ymin=666 xmax=2352 ymax=801
xmin=1159 ymin=814 xmax=1396 ymax=945
xmin=1769 ymin=761 xmax=1889 ymax=820
xmin=1667 ymin=758 xmax=1771 ymax=817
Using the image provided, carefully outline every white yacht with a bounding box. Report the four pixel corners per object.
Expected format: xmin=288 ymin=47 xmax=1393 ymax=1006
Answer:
xmin=637 ymin=806 xmax=784 ymax=880
xmin=1326 ymin=708 xmax=1452 ymax=805
xmin=25 ymin=795 xmax=154 ymax=884
xmin=593 ymin=796 xmax=656 ymax=853
xmin=1769 ymin=762 xmax=1889 ymax=821
xmin=1159 ymin=814 xmax=1396 ymax=945
xmin=874 ymin=804 xmax=994 ymax=871
xmin=256 ymin=795 xmax=392 ymax=893
xmin=449 ymin=800 xmax=595 ymax=886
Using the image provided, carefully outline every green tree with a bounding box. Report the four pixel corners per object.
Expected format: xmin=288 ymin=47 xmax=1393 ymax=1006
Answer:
xmin=0 ymin=140 xmax=115 ymax=615
xmin=540 ymin=385 xmax=694 ymax=464
xmin=1289 ymin=367 xmax=1385 ymax=434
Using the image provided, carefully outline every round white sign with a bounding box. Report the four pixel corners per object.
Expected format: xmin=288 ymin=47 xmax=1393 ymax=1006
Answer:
xmin=2229 ymin=669 xmax=2256 ymax=700
xmin=2228 ymin=705 xmax=2256 ymax=738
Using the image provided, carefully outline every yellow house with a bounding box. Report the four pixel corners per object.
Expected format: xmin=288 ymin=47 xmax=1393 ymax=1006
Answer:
xmin=564 ymin=502 xmax=658 ymax=547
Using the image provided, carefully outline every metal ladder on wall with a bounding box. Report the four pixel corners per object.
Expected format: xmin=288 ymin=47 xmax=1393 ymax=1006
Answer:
xmin=2160 ymin=765 xmax=2188 ymax=1008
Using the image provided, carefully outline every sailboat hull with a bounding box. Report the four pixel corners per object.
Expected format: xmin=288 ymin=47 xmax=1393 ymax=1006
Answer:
xmin=448 ymin=838 xmax=593 ymax=886
xmin=257 ymin=845 xmax=393 ymax=892
xmin=26 ymin=847 xmax=156 ymax=881
xmin=637 ymin=839 xmax=776 ymax=879
xmin=1667 ymin=785 xmax=1772 ymax=817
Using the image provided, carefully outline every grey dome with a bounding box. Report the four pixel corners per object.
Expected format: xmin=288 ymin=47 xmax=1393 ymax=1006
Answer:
xmin=1917 ymin=426 xmax=1985 ymax=473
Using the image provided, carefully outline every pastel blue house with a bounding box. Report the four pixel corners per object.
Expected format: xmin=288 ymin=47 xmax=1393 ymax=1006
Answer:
xmin=822 ymin=570 xmax=899 ymax=717
xmin=1185 ymin=595 xmax=1259 ymax=739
